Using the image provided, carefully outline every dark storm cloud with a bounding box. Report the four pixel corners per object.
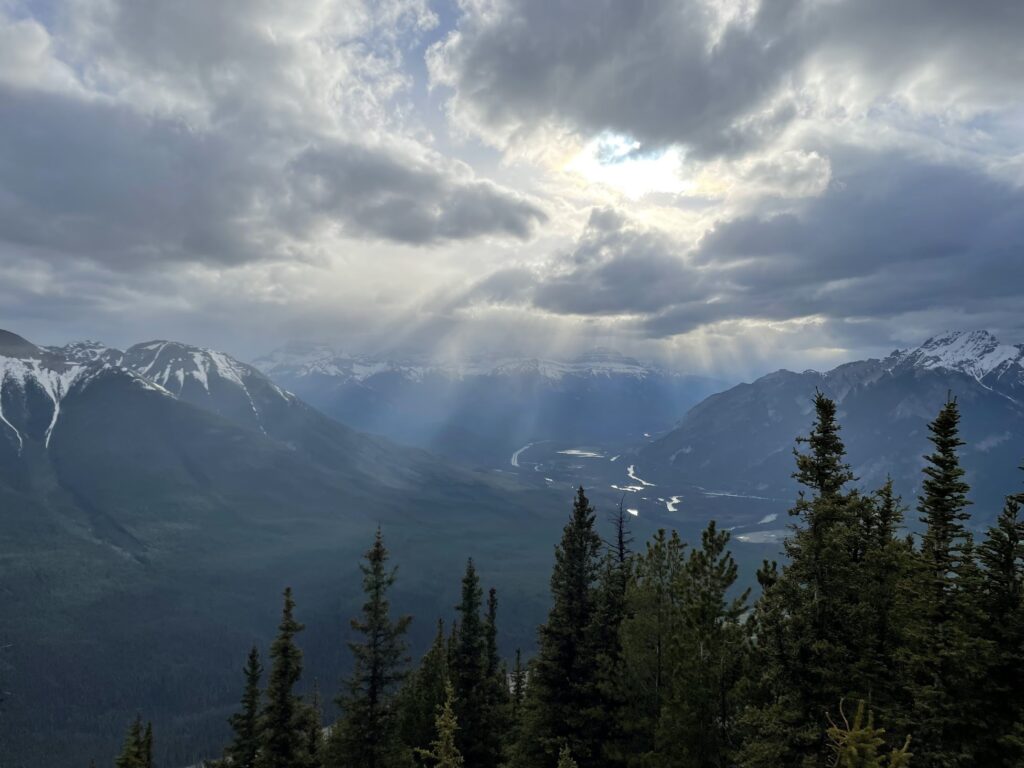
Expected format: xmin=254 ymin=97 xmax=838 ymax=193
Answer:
xmin=289 ymin=145 xmax=546 ymax=245
xmin=433 ymin=0 xmax=805 ymax=156
xmin=0 ymin=85 xmax=545 ymax=268
xmin=432 ymin=0 xmax=1024 ymax=156
xmin=461 ymin=152 xmax=1024 ymax=346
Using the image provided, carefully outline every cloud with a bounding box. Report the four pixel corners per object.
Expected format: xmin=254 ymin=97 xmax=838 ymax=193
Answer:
xmin=429 ymin=0 xmax=1024 ymax=159
xmin=0 ymin=0 xmax=545 ymax=272
xmin=455 ymin=150 xmax=1024 ymax=355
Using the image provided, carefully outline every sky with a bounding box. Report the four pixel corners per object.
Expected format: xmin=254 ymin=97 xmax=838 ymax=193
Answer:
xmin=0 ymin=0 xmax=1022 ymax=377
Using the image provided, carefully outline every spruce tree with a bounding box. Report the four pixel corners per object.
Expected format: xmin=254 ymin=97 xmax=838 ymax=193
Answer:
xmin=740 ymin=392 xmax=863 ymax=767
xmin=557 ymin=744 xmax=579 ymax=768
xmin=903 ymin=397 xmax=984 ymax=767
xmin=225 ymin=646 xmax=263 ymax=768
xmin=826 ymin=701 xmax=912 ymax=768
xmin=327 ymin=529 xmax=411 ymax=768
xmin=259 ymin=587 xmax=306 ymax=768
xmin=517 ymin=487 xmax=604 ymax=768
xmin=142 ymin=721 xmax=153 ymax=768
xmin=451 ymin=559 xmax=489 ymax=766
xmin=415 ymin=681 xmax=463 ymax=768
xmin=619 ymin=528 xmax=687 ymax=765
xmin=115 ymin=716 xmax=147 ymax=768
xmin=976 ymin=472 xmax=1024 ymax=766
xmin=590 ymin=502 xmax=632 ymax=767
xmin=301 ymin=682 xmax=324 ymax=768
xmin=398 ymin=620 xmax=450 ymax=764
xmin=480 ymin=587 xmax=509 ymax=768
xmin=660 ymin=520 xmax=749 ymax=767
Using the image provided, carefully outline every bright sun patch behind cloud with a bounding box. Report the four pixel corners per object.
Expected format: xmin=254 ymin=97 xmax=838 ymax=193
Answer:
xmin=565 ymin=133 xmax=691 ymax=199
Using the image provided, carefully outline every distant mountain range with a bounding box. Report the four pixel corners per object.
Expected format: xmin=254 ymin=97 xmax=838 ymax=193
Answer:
xmin=254 ymin=344 xmax=725 ymax=465
xmin=0 ymin=329 xmax=563 ymax=768
xmin=639 ymin=330 xmax=1024 ymax=519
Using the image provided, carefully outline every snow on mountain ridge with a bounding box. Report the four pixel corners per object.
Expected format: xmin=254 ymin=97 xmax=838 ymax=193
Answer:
xmin=254 ymin=345 xmax=665 ymax=383
xmin=894 ymin=330 xmax=1024 ymax=380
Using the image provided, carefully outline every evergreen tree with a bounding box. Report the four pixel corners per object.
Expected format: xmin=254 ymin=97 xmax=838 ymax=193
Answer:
xmin=619 ymin=528 xmax=687 ymax=765
xmin=660 ymin=520 xmax=749 ymax=767
xmin=517 ymin=487 xmax=604 ymax=768
xmin=327 ymin=529 xmax=411 ymax=768
xmin=415 ymin=681 xmax=463 ymax=768
xmin=590 ymin=501 xmax=632 ymax=766
xmin=115 ymin=716 xmax=147 ymax=768
xmin=142 ymin=721 xmax=153 ymax=768
xmin=480 ymin=587 xmax=509 ymax=767
xmin=903 ymin=398 xmax=985 ymax=767
xmin=740 ymin=392 xmax=863 ymax=767
xmin=301 ymin=682 xmax=324 ymax=768
xmin=509 ymin=649 xmax=527 ymax=742
xmin=976 ymin=471 xmax=1024 ymax=766
xmin=225 ymin=646 xmax=263 ymax=768
xmin=557 ymin=745 xmax=579 ymax=768
xmin=398 ymin=620 xmax=450 ymax=764
xmin=259 ymin=587 xmax=307 ymax=768
xmin=450 ymin=559 xmax=489 ymax=766
xmin=854 ymin=480 xmax=913 ymax=722
xmin=826 ymin=701 xmax=912 ymax=768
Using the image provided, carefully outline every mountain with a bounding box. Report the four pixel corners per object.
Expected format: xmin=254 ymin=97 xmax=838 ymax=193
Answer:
xmin=254 ymin=344 xmax=725 ymax=465
xmin=639 ymin=330 xmax=1024 ymax=518
xmin=0 ymin=330 xmax=565 ymax=768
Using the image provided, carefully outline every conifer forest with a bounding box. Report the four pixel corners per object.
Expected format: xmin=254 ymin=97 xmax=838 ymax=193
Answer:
xmin=103 ymin=395 xmax=1024 ymax=767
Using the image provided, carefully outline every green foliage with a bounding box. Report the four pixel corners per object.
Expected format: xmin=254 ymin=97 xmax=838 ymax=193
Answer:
xmin=902 ymin=398 xmax=987 ymax=767
xmin=517 ymin=486 xmax=604 ymax=768
xmin=114 ymin=716 xmax=152 ymax=768
xmin=658 ymin=520 xmax=749 ymax=768
xmin=224 ymin=646 xmax=263 ymax=768
xmin=975 ymin=469 xmax=1024 ymax=766
xmin=450 ymin=559 xmax=489 ymax=765
xmin=557 ymin=744 xmax=579 ymax=768
xmin=327 ymin=529 xmax=411 ymax=768
xmin=415 ymin=681 xmax=463 ymax=768
xmin=399 ymin=621 xmax=450 ymax=764
xmin=619 ymin=527 xmax=687 ymax=764
xmin=258 ymin=587 xmax=309 ymax=768
xmin=827 ymin=701 xmax=911 ymax=768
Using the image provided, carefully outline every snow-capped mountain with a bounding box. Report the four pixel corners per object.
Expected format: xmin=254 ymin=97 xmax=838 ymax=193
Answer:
xmin=254 ymin=344 xmax=725 ymax=464
xmin=255 ymin=344 xmax=672 ymax=383
xmin=1 ymin=327 xmax=568 ymax=765
xmin=639 ymin=330 xmax=1024 ymax=517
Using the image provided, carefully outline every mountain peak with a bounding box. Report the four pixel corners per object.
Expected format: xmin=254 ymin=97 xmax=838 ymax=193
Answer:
xmin=899 ymin=329 xmax=1024 ymax=380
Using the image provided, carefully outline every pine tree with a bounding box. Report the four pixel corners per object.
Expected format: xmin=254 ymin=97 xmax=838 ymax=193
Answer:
xmin=259 ymin=587 xmax=306 ymax=768
xmin=556 ymin=744 xmax=579 ymax=768
xmin=740 ymin=392 xmax=864 ymax=767
xmin=415 ymin=681 xmax=463 ymax=768
xmin=142 ymin=721 xmax=153 ymax=768
xmin=450 ymin=559 xmax=489 ymax=766
xmin=660 ymin=520 xmax=749 ymax=767
xmin=826 ymin=700 xmax=912 ymax=768
xmin=619 ymin=528 xmax=687 ymax=765
xmin=301 ymin=682 xmax=324 ymax=768
xmin=509 ymin=648 xmax=527 ymax=738
xmin=398 ymin=620 xmax=450 ymax=764
xmin=115 ymin=716 xmax=147 ymax=768
xmin=976 ymin=471 xmax=1024 ymax=766
xmin=854 ymin=480 xmax=913 ymax=722
xmin=903 ymin=397 xmax=985 ymax=767
xmin=516 ymin=487 xmax=604 ymax=768
xmin=480 ymin=587 xmax=509 ymax=768
xmin=225 ymin=646 xmax=263 ymax=768
xmin=590 ymin=501 xmax=632 ymax=767
xmin=327 ymin=529 xmax=411 ymax=768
